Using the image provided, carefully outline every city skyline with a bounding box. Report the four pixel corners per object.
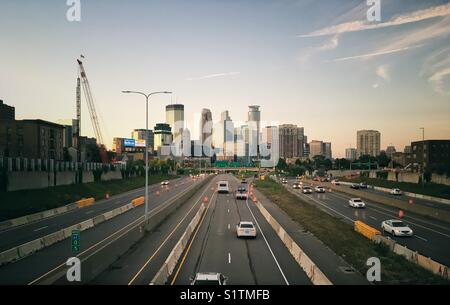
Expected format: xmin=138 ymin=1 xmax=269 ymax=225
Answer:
xmin=1 ymin=0 xmax=449 ymax=157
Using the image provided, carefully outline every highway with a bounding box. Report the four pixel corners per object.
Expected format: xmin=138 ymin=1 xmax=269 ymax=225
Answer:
xmin=285 ymin=179 xmax=450 ymax=266
xmin=361 ymin=187 xmax=450 ymax=212
xmin=171 ymin=176 xmax=311 ymax=285
xmin=0 ymin=176 xmax=192 ymax=252
xmin=90 ymin=175 xmax=219 ymax=285
xmin=0 ymin=176 xmax=202 ymax=285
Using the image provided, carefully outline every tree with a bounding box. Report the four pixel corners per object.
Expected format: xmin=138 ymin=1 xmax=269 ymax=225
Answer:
xmin=276 ymin=158 xmax=288 ymax=172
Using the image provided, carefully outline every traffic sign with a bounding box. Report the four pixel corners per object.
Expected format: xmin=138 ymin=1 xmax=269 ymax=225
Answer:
xmin=71 ymin=229 xmax=80 ymax=253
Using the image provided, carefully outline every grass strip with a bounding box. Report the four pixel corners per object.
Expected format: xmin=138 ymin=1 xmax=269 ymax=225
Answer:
xmin=255 ymin=179 xmax=449 ymax=285
xmin=0 ymin=175 xmax=176 ymax=221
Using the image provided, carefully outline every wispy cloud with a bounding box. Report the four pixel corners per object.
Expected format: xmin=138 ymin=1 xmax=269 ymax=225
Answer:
xmin=422 ymin=47 xmax=450 ymax=95
xmin=298 ymin=3 xmax=450 ymax=37
xmin=324 ymin=44 xmax=423 ymax=63
xmin=298 ymin=35 xmax=339 ymax=64
xmin=186 ymin=72 xmax=241 ymax=81
xmin=376 ymin=64 xmax=390 ymax=81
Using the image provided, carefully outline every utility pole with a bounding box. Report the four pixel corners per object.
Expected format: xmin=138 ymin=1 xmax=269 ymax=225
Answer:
xmin=420 ymin=127 xmax=425 ymax=187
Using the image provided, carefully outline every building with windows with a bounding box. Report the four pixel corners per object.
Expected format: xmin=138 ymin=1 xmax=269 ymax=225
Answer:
xmin=412 ymin=140 xmax=450 ymax=171
xmin=154 ymin=123 xmax=173 ymax=152
xmin=166 ymin=104 xmax=184 ymax=143
xmin=345 ymin=148 xmax=357 ymax=161
xmin=357 ymin=130 xmax=381 ymax=157
xmin=278 ymin=124 xmax=304 ymax=159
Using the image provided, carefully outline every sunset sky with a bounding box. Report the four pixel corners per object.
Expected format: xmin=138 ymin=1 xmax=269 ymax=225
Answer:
xmin=1 ymin=0 xmax=449 ymax=157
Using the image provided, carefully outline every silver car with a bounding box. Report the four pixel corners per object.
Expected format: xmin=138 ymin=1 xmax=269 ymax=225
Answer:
xmin=381 ymin=220 xmax=413 ymax=237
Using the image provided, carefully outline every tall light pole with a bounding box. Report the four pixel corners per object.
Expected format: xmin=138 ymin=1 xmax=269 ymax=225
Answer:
xmin=122 ymin=90 xmax=172 ymax=221
xmin=420 ymin=127 xmax=425 ymax=187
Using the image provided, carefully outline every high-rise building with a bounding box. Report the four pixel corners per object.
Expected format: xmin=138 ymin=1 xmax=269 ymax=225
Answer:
xmin=247 ymin=106 xmax=261 ymax=158
xmin=404 ymin=145 xmax=412 ymax=154
xmin=323 ymin=142 xmax=332 ymax=159
xmin=132 ymin=129 xmax=154 ymax=152
xmin=278 ymin=124 xmax=304 ymax=159
xmin=345 ymin=148 xmax=357 ymax=161
xmin=385 ymin=146 xmax=397 ymax=158
xmin=199 ymin=108 xmax=213 ymax=156
xmin=309 ymin=140 xmax=323 ymax=158
xmin=213 ymin=111 xmax=234 ymax=160
xmin=0 ymin=100 xmax=15 ymax=121
xmin=357 ymin=130 xmax=381 ymax=157
xmin=154 ymin=123 xmax=172 ymax=151
xmin=165 ymin=104 xmax=184 ymax=143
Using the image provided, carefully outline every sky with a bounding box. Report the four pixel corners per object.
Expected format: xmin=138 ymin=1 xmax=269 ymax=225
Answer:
xmin=0 ymin=0 xmax=449 ymax=157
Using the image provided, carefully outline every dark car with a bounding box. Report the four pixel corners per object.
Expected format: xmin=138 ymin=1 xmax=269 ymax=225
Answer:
xmin=350 ymin=184 xmax=360 ymax=190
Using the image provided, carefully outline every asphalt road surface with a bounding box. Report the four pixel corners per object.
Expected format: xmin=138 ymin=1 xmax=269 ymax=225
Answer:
xmin=286 ymin=179 xmax=450 ymax=266
xmin=0 ymin=176 xmax=201 ymax=285
xmin=0 ymin=176 xmax=192 ymax=252
xmin=171 ymin=175 xmax=312 ymax=285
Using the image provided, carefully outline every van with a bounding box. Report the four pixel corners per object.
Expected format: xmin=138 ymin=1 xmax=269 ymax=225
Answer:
xmin=217 ymin=181 xmax=230 ymax=194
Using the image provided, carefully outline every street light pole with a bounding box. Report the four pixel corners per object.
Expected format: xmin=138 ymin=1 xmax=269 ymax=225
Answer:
xmin=420 ymin=127 xmax=425 ymax=187
xmin=122 ymin=90 xmax=172 ymax=222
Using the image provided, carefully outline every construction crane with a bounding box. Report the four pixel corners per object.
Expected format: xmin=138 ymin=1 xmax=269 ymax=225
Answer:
xmin=76 ymin=57 xmax=109 ymax=164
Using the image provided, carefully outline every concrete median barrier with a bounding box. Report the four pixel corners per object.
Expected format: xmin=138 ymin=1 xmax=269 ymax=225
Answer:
xmin=0 ymin=200 xmax=91 ymax=232
xmin=49 ymin=176 xmax=212 ymax=284
xmin=42 ymin=230 xmax=65 ymax=247
xmin=93 ymin=214 xmax=106 ymax=226
xmin=0 ymin=247 xmax=19 ymax=265
xmin=151 ymin=203 xmax=206 ymax=285
xmin=254 ymin=200 xmax=332 ymax=285
xmin=18 ymin=239 xmax=43 ymax=258
xmin=373 ymin=234 xmax=449 ymax=279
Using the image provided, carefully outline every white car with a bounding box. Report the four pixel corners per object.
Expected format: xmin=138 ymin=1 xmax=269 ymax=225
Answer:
xmin=302 ymin=186 xmax=313 ymax=194
xmin=381 ymin=220 xmax=413 ymax=237
xmin=161 ymin=180 xmax=170 ymax=186
xmin=235 ymin=187 xmax=248 ymax=200
xmin=331 ymin=179 xmax=340 ymax=185
xmin=236 ymin=221 xmax=257 ymax=238
xmin=218 ymin=181 xmax=230 ymax=194
xmin=190 ymin=272 xmax=228 ymax=285
xmin=315 ymin=186 xmax=326 ymax=193
xmin=348 ymin=198 xmax=366 ymax=208
xmin=390 ymin=188 xmax=403 ymax=196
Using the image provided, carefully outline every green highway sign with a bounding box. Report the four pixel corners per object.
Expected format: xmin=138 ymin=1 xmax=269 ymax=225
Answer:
xmin=71 ymin=229 xmax=80 ymax=253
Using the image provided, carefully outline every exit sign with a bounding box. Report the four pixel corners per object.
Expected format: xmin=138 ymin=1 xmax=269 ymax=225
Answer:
xmin=71 ymin=229 xmax=80 ymax=253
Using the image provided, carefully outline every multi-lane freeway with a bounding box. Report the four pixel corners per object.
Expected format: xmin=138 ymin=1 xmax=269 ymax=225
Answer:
xmin=285 ymin=178 xmax=450 ymax=266
xmin=0 ymin=174 xmax=372 ymax=285
xmin=0 ymin=176 xmax=199 ymax=284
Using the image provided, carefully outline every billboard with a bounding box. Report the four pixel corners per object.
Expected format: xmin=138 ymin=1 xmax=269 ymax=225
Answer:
xmin=135 ymin=139 xmax=146 ymax=147
xmin=124 ymin=138 xmax=136 ymax=147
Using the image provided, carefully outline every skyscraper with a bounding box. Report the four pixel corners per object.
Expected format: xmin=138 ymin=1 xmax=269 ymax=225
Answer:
xmin=323 ymin=142 xmax=332 ymax=159
xmin=165 ymin=104 xmax=184 ymax=143
xmin=154 ymin=123 xmax=172 ymax=152
xmin=278 ymin=124 xmax=304 ymax=159
xmin=213 ymin=111 xmax=234 ymax=160
xmin=345 ymin=148 xmax=357 ymax=161
xmin=199 ymin=108 xmax=213 ymax=156
xmin=357 ymin=130 xmax=381 ymax=157
xmin=309 ymin=140 xmax=324 ymax=158
xmin=247 ymin=105 xmax=261 ymax=158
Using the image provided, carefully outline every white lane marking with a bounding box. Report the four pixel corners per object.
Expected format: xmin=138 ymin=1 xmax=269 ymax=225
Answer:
xmin=370 ymin=216 xmax=377 ymax=221
xmin=328 ymin=191 xmax=450 ymax=233
xmin=415 ymin=235 xmax=428 ymax=242
xmin=245 ymin=199 xmax=290 ymax=285
xmin=298 ymin=192 xmax=354 ymax=223
xmin=228 ymin=252 xmax=231 ymax=264
xmin=85 ymin=210 xmax=95 ymax=215
xmin=33 ymin=226 xmax=48 ymax=232
xmin=228 ymin=209 xmax=230 ymax=213
xmin=228 ymin=224 xmax=230 ymax=230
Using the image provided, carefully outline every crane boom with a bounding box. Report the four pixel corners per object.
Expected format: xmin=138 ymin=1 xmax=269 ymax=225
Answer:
xmin=77 ymin=59 xmax=105 ymax=146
